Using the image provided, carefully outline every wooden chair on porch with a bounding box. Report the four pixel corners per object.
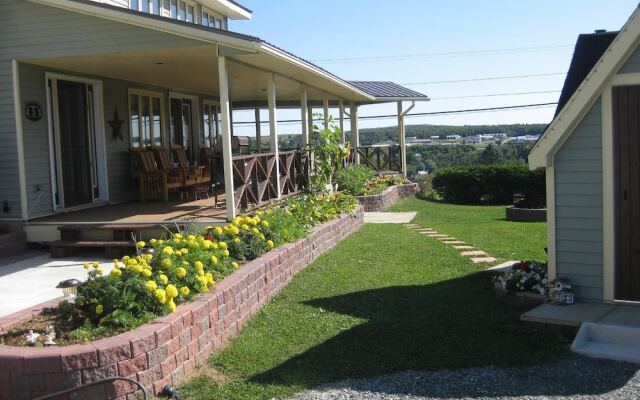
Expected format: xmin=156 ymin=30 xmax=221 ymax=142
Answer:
xmin=152 ymin=146 xmax=198 ymax=187
xmin=130 ymin=148 xmax=183 ymax=202
xmin=172 ymin=145 xmax=211 ymax=185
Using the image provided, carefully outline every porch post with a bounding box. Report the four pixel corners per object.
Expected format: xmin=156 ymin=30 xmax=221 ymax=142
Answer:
xmin=300 ymin=87 xmax=309 ymax=147
xmin=338 ymin=99 xmax=345 ymax=144
xmin=254 ymin=107 xmax=261 ymax=153
xmin=350 ymin=102 xmax=360 ymax=164
xmin=268 ymin=73 xmax=281 ymax=199
xmin=323 ymin=97 xmax=330 ymax=129
xmin=398 ymin=101 xmax=407 ymax=177
xmin=217 ymin=54 xmax=236 ymax=220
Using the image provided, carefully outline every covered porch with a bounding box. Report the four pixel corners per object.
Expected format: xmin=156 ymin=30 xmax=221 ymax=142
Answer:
xmin=12 ymin=0 xmax=428 ymax=245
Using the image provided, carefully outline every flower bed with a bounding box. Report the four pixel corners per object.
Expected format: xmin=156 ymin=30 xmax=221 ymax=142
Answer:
xmin=493 ymin=261 xmax=548 ymax=299
xmin=505 ymin=206 xmax=547 ymax=222
xmin=355 ymin=183 xmax=418 ymax=212
xmin=0 ymin=196 xmax=363 ymax=399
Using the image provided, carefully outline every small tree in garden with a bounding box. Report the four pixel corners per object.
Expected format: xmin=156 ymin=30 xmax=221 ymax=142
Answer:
xmin=309 ymin=114 xmax=350 ymax=193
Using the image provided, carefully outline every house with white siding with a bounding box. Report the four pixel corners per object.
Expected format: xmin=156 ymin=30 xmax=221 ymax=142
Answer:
xmin=529 ymin=6 xmax=640 ymax=303
xmin=0 ymin=0 xmax=428 ymax=250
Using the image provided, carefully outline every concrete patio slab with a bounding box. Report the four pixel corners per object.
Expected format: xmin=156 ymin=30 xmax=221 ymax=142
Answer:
xmin=598 ymin=306 xmax=640 ymax=328
xmin=521 ymin=303 xmax=617 ymax=327
xmin=0 ymin=252 xmax=114 ymax=318
xmin=365 ymin=212 xmax=417 ymax=224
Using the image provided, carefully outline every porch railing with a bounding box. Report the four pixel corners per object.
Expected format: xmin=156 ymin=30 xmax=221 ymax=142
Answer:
xmin=232 ymin=150 xmax=309 ymax=211
xmin=347 ymin=145 xmax=402 ymax=173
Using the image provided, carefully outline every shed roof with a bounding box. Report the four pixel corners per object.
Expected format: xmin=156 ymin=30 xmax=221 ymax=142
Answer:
xmin=555 ymin=31 xmax=618 ymax=116
xmin=347 ymin=81 xmax=429 ymax=101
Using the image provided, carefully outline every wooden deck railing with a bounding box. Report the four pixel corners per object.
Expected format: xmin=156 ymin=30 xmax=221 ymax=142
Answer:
xmin=232 ymin=150 xmax=309 ymax=211
xmin=347 ymin=145 xmax=402 ymax=172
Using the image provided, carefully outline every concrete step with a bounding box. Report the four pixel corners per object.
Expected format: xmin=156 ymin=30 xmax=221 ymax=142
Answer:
xmin=571 ymin=322 xmax=640 ymax=364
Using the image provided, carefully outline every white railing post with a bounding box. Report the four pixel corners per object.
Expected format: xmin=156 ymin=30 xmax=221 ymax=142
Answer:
xmin=300 ymin=87 xmax=309 ymax=147
xmin=268 ymin=73 xmax=281 ymax=199
xmin=217 ymin=53 xmax=236 ymax=220
xmin=350 ymin=102 xmax=359 ymax=164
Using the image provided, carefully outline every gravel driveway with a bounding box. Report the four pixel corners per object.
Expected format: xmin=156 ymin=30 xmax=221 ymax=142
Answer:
xmin=290 ymin=356 xmax=640 ymax=400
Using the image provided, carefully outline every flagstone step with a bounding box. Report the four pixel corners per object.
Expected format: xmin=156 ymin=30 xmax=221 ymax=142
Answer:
xmin=470 ymin=256 xmax=497 ymax=264
xmin=452 ymin=245 xmax=475 ymax=250
xmin=443 ymin=240 xmax=465 ymax=245
xmin=461 ymin=250 xmax=487 ymax=257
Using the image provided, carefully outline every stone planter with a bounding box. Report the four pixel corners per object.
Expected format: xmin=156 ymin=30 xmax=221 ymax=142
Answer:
xmin=355 ymin=183 xmax=418 ymax=212
xmin=0 ymin=230 xmax=27 ymax=259
xmin=505 ymin=206 xmax=547 ymax=222
xmin=0 ymin=207 xmax=364 ymax=400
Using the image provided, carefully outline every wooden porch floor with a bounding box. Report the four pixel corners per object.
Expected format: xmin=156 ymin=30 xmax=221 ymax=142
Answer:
xmin=29 ymin=198 xmax=228 ymax=225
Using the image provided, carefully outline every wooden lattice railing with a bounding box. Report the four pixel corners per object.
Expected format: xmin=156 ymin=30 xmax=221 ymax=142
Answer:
xmin=347 ymin=146 xmax=402 ymax=172
xmin=232 ymin=150 xmax=309 ymax=211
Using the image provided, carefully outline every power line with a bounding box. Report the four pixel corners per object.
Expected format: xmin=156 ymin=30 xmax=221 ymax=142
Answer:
xmin=401 ymin=72 xmax=566 ymax=86
xmin=233 ymin=102 xmax=558 ymax=127
xmin=312 ymin=45 xmax=572 ymax=64
xmin=432 ymin=90 xmax=560 ymax=101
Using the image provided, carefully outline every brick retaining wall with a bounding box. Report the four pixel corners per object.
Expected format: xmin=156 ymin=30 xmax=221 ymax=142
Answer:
xmin=355 ymin=183 xmax=418 ymax=212
xmin=0 ymin=207 xmax=364 ymax=400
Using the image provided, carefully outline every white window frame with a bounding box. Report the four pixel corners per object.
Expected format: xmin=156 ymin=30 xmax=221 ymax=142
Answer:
xmin=45 ymin=72 xmax=109 ymax=211
xmin=128 ymin=88 xmax=166 ymax=149
xmin=202 ymin=6 xmax=225 ymax=29
xmin=169 ymin=92 xmax=200 ymax=156
xmin=202 ymin=100 xmax=220 ymax=148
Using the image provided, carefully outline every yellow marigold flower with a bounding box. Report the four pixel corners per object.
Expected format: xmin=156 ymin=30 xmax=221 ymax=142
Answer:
xmin=202 ymin=240 xmax=212 ymax=249
xmin=144 ymin=254 xmax=153 ymax=261
xmin=206 ymin=273 xmax=215 ymax=285
xmin=198 ymin=285 xmax=208 ymax=293
xmin=122 ymin=256 xmax=130 ymax=262
xmin=166 ymin=284 xmax=178 ymax=299
xmin=159 ymin=274 xmax=169 ymax=285
xmin=141 ymin=268 xmax=152 ymax=278
xmin=173 ymin=233 xmax=183 ymax=240
xmin=231 ymin=227 xmax=240 ymax=235
xmin=93 ymin=262 xmax=100 ymax=269
xmin=231 ymin=262 xmax=239 ymax=269
xmin=231 ymin=218 xmax=241 ymax=226
xmin=95 ymin=304 xmax=103 ymax=315
xmin=233 ymin=238 xmax=241 ymax=245
xmin=194 ymin=261 xmax=204 ymax=270
xmin=219 ymin=241 xmax=228 ymax=250
xmin=145 ymin=280 xmax=158 ymax=292
xmin=196 ymin=269 xmax=205 ymax=277
xmin=250 ymin=217 xmax=258 ymax=226
xmin=252 ymin=228 xmax=260 ymax=235
xmin=176 ymin=267 xmax=187 ymax=278
xmin=210 ymin=255 xmax=218 ymax=265
xmin=214 ymin=227 xmax=223 ymax=235
xmin=149 ymin=238 xmax=157 ymax=245
xmin=161 ymin=258 xmax=172 ymax=269
xmin=83 ymin=263 xmax=90 ymax=269
xmin=211 ymin=242 xmax=219 ymax=250
xmin=223 ymin=250 xmax=230 ymax=257
xmin=180 ymin=248 xmax=189 ymax=255
xmin=167 ymin=299 xmax=177 ymax=313
xmin=259 ymin=234 xmax=266 ymax=240
xmin=241 ymin=224 xmax=249 ymax=231
xmin=266 ymin=240 xmax=274 ymax=249
xmin=154 ymin=288 xmax=167 ymax=304
xmin=96 ymin=268 xmax=104 ymax=275
xmin=187 ymin=235 xmax=196 ymax=241
xmin=261 ymin=220 xmax=269 ymax=228
xmin=110 ymin=268 xmax=122 ymax=277
xmin=136 ymin=241 xmax=145 ymax=248
xmin=162 ymin=246 xmax=174 ymax=256
xmin=157 ymin=240 xmax=164 ymax=245
xmin=182 ymin=261 xmax=190 ymax=267
xmin=180 ymin=286 xmax=190 ymax=297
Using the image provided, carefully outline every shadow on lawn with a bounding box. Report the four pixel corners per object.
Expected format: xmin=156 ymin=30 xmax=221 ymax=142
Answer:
xmin=249 ymin=273 xmax=638 ymax=398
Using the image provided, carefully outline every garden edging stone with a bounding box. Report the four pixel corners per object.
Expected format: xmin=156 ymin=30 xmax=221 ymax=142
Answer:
xmin=0 ymin=206 xmax=364 ymax=400
xmin=355 ymin=183 xmax=418 ymax=212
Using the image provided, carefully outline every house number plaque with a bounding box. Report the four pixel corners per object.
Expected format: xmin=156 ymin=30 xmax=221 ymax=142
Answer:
xmin=24 ymin=102 xmax=43 ymax=122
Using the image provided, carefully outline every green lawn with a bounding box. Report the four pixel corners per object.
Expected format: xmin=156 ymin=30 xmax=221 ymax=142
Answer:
xmin=179 ymin=215 xmax=568 ymax=400
xmin=389 ymin=198 xmax=547 ymax=263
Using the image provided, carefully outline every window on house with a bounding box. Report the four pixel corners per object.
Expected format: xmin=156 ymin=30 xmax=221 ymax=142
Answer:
xmin=129 ymin=90 xmax=164 ymax=148
xmin=202 ymin=102 xmax=220 ymax=148
xmin=186 ymin=4 xmax=194 ymax=23
xmin=202 ymin=7 xmax=225 ymax=29
xmin=178 ymin=1 xmax=186 ymax=20
xmin=170 ymin=0 xmax=177 ymax=18
xmin=130 ymin=0 xmax=138 ymax=10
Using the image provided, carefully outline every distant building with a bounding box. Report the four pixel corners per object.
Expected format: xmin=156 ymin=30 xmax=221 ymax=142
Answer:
xmin=430 ymin=135 xmax=440 ymax=140
xmin=446 ymin=135 xmax=461 ymax=140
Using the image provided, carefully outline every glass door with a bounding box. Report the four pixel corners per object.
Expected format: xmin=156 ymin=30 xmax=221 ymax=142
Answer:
xmin=170 ymin=97 xmax=196 ymax=161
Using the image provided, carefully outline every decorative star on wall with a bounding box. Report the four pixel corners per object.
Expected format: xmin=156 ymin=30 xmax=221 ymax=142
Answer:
xmin=108 ymin=109 xmax=124 ymax=141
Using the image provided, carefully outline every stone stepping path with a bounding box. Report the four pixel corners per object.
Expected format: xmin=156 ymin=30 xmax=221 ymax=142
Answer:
xmin=403 ymin=223 xmax=497 ymax=264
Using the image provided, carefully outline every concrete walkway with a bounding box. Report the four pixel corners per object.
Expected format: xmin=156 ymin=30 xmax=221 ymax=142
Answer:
xmin=0 ymin=251 xmax=114 ymax=318
xmin=522 ymin=302 xmax=640 ymax=328
xmin=364 ymin=212 xmax=416 ymax=224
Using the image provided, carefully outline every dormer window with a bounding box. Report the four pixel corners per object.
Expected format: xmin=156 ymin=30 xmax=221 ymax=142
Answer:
xmin=129 ymin=0 xmax=228 ymax=29
xmin=202 ymin=7 xmax=225 ymax=29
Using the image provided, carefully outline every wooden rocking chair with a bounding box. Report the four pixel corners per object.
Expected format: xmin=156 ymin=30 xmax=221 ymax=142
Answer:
xmin=131 ymin=148 xmax=183 ymax=202
xmin=172 ymin=145 xmax=210 ymax=185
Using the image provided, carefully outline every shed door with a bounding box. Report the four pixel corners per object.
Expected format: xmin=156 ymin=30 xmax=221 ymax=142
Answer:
xmin=613 ymin=85 xmax=640 ymax=301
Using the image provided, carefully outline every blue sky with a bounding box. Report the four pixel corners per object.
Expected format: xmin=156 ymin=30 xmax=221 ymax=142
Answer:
xmin=229 ymin=1 xmax=638 ymax=133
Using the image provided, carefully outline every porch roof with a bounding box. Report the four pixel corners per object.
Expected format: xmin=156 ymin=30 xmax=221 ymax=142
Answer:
xmin=27 ymin=0 xmax=389 ymax=104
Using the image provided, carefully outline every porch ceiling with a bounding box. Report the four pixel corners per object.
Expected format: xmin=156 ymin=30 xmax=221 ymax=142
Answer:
xmin=26 ymin=46 xmax=345 ymax=105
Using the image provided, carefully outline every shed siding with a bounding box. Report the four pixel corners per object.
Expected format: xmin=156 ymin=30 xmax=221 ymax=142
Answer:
xmin=618 ymin=44 xmax=640 ymax=74
xmin=0 ymin=0 xmax=205 ymax=219
xmin=554 ymin=98 xmax=604 ymax=302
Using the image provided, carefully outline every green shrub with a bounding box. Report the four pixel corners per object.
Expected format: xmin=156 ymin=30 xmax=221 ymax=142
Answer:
xmin=335 ymin=165 xmax=375 ymax=195
xmin=432 ymin=163 xmax=545 ymax=205
xmin=416 ymin=174 xmax=438 ymax=200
